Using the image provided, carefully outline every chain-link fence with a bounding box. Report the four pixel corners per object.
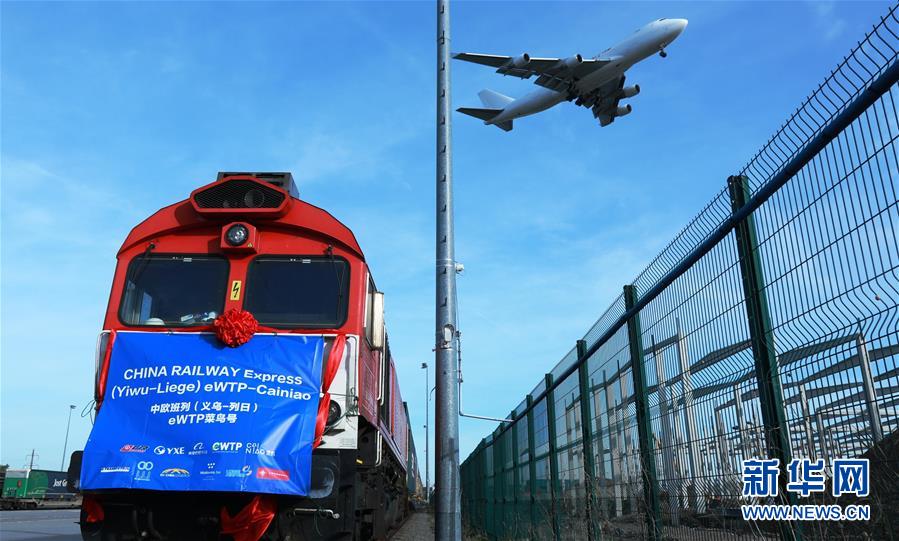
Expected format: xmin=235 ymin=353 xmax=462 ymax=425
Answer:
xmin=461 ymin=7 xmax=899 ymax=541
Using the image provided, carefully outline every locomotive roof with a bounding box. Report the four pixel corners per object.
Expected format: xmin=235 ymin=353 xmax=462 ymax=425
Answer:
xmin=118 ymin=196 xmax=365 ymax=259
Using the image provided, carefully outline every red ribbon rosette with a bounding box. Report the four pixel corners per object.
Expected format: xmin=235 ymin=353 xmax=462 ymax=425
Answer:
xmin=214 ymin=309 xmax=258 ymax=347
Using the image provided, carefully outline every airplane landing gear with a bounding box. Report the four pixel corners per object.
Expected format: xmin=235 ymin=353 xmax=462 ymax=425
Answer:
xmin=659 ymin=49 xmax=668 ymax=58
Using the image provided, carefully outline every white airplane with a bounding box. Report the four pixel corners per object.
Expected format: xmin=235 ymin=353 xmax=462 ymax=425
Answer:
xmin=455 ymin=18 xmax=688 ymax=130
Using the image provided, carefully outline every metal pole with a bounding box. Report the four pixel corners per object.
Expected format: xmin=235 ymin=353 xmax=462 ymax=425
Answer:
xmin=604 ymin=371 xmax=622 ymax=517
xmin=422 ymin=363 xmax=430 ymax=502
xmin=815 ymin=413 xmax=830 ymax=463
xmin=544 ymin=374 xmax=562 ymax=541
xmin=591 ymin=382 xmax=607 ymax=521
xmin=675 ymin=319 xmax=703 ymax=512
xmin=729 ymin=174 xmax=799 ymax=541
xmin=798 ymin=384 xmax=815 ymax=460
xmin=623 ymin=285 xmax=662 ymax=541
xmin=652 ymin=338 xmax=679 ymax=526
xmin=510 ymin=411 xmax=521 ymax=539
xmin=435 ymin=0 xmax=461 ymax=538
xmin=733 ymin=384 xmax=748 ymax=459
xmin=618 ymin=366 xmax=637 ymax=513
xmin=61 ymin=404 xmax=76 ymax=471
xmin=576 ymin=340 xmax=601 ymax=541
xmin=714 ymin=410 xmax=731 ymax=475
xmin=526 ymin=395 xmax=538 ymax=535
xmin=855 ymin=328 xmax=883 ymax=443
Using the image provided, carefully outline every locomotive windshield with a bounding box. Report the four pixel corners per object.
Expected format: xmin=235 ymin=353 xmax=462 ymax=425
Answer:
xmin=119 ymin=255 xmax=229 ymax=326
xmin=245 ymin=256 xmax=349 ymax=327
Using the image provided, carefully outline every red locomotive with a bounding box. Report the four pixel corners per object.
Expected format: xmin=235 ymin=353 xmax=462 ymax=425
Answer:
xmin=75 ymin=172 xmax=417 ymax=540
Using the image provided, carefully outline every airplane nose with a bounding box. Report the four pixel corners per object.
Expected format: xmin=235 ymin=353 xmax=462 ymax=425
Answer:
xmin=670 ymin=18 xmax=688 ymax=38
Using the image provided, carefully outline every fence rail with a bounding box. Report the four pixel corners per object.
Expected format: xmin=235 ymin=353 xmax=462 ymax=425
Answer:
xmin=461 ymin=7 xmax=899 ymax=541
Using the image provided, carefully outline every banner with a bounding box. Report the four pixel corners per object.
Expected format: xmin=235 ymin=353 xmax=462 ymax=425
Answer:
xmin=81 ymin=332 xmax=323 ymax=496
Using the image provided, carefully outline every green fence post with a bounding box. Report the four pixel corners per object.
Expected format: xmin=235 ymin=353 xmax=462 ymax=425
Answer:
xmin=481 ymin=441 xmax=489 ymax=535
xmin=728 ymin=174 xmax=800 ymax=541
xmin=545 ymin=373 xmax=562 ymax=541
xmin=624 ymin=285 xmax=663 ymax=541
xmin=511 ymin=410 xmax=521 ymax=538
xmin=526 ymin=394 xmax=538 ymax=536
xmin=577 ymin=340 xmax=601 ymax=541
xmin=491 ymin=437 xmax=499 ymax=540
xmin=494 ymin=428 xmax=504 ymax=540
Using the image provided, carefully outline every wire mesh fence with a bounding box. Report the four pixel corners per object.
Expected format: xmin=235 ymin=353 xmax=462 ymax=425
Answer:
xmin=461 ymin=7 xmax=899 ymax=541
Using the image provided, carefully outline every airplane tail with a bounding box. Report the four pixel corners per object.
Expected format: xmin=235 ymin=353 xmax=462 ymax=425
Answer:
xmin=457 ymin=106 xmax=514 ymax=132
xmin=478 ymin=89 xmax=514 ymax=109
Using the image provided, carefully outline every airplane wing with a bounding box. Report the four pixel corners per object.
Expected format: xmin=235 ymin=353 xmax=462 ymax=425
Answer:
xmin=453 ymin=52 xmax=610 ymax=85
xmin=566 ymin=74 xmax=631 ymax=127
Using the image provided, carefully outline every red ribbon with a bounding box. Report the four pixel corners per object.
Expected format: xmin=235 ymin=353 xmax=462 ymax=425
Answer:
xmin=220 ymin=495 xmax=277 ymax=541
xmin=214 ymin=309 xmax=258 ymax=348
xmin=314 ymin=335 xmax=347 ymax=448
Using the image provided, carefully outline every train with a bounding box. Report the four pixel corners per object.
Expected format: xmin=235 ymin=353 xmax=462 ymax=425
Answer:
xmin=0 ymin=466 xmax=77 ymax=509
xmin=72 ymin=172 xmax=420 ymax=540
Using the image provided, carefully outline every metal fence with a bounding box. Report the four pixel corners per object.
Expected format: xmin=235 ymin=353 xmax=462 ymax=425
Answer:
xmin=460 ymin=7 xmax=899 ymax=541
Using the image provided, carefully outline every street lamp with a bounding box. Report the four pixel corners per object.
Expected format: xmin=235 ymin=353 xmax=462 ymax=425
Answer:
xmin=61 ymin=404 xmax=76 ymax=471
xmin=435 ymin=0 xmax=461 ymax=537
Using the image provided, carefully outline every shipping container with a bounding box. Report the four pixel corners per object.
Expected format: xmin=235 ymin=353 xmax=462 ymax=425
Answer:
xmin=1 ymin=469 xmax=71 ymax=502
xmin=25 ymin=470 xmax=70 ymax=498
xmin=2 ymin=469 xmax=28 ymax=498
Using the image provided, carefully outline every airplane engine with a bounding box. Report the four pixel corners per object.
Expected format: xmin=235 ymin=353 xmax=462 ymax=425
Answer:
xmin=509 ymin=53 xmax=531 ymax=68
xmin=616 ymin=104 xmax=633 ymax=117
xmin=621 ymin=84 xmax=641 ymax=98
xmin=558 ymin=54 xmax=583 ymax=70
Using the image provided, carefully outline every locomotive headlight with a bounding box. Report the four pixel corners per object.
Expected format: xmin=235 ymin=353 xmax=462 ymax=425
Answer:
xmin=326 ymin=400 xmax=342 ymax=427
xmin=225 ymin=224 xmax=249 ymax=246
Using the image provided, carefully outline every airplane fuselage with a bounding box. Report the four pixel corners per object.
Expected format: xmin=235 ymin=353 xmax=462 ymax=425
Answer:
xmin=487 ymin=18 xmax=687 ymax=126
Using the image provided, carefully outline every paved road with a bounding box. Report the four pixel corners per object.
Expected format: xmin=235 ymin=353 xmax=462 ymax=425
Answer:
xmin=0 ymin=509 xmax=81 ymax=541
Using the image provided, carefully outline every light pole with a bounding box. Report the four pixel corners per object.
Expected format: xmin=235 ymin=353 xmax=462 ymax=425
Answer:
xmin=421 ymin=362 xmax=430 ymax=503
xmin=61 ymin=404 xmax=76 ymax=470
xmin=436 ymin=0 xmax=461 ymax=538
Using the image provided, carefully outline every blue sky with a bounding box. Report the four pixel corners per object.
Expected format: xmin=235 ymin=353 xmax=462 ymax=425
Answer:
xmin=1 ymin=0 xmax=891 ymax=480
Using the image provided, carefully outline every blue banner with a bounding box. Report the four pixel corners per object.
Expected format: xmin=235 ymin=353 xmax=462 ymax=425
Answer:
xmin=81 ymin=332 xmax=324 ymax=496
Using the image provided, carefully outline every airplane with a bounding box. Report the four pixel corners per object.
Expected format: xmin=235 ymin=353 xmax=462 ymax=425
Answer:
xmin=454 ymin=18 xmax=688 ymax=130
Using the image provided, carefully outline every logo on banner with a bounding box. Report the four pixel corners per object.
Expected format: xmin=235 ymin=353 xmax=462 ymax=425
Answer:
xmin=189 ymin=442 xmax=207 ymax=456
xmin=226 ymin=466 xmax=253 ymax=478
xmin=199 ymin=462 xmax=221 ymax=478
xmin=160 ymin=468 xmax=190 ymax=478
xmin=120 ymin=444 xmax=148 ymax=453
xmin=246 ymin=442 xmax=276 ymax=456
xmin=79 ymin=333 xmax=324 ymax=495
xmin=135 ymin=461 xmax=154 ymax=481
xmin=154 ymin=446 xmax=185 ymax=455
xmin=212 ymin=441 xmax=243 ymax=453
xmin=256 ymin=467 xmax=290 ymax=481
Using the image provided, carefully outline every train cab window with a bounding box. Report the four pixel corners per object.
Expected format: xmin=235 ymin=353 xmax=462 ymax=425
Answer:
xmin=119 ymin=255 xmax=229 ymax=326
xmin=245 ymin=256 xmax=349 ymax=327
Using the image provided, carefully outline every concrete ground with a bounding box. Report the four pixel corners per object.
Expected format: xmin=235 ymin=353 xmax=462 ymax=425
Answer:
xmin=390 ymin=511 xmax=435 ymax=540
